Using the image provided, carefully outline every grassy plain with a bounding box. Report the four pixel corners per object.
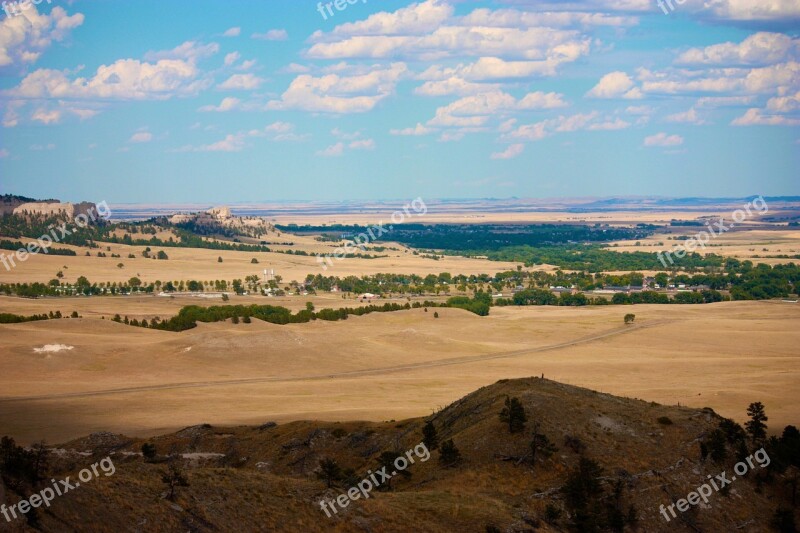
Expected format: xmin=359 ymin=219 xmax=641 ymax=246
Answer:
xmin=0 ymin=300 xmax=797 ymax=444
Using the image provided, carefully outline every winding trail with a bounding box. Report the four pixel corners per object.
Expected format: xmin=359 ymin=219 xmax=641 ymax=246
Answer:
xmin=0 ymin=319 xmax=672 ymax=403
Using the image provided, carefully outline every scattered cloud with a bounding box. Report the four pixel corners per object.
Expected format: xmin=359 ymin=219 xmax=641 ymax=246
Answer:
xmin=0 ymin=6 xmax=84 ymax=69
xmin=732 ymin=108 xmax=800 ymax=126
xmin=267 ymin=63 xmax=408 ymax=113
xmin=666 ymin=107 xmax=706 ymax=124
xmin=222 ymin=27 xmax=241 ymax=38
xmin=316 ymin=142 xmax=345 ymax=157
xmin=129 ymin=131 xmax=153 ymax=143
xmin=390 ymin=123 xmax=431 ymax=136
xmin=217 ymin=73 xmax=265 ymax=90
xmin=491 ymin=143 xmax=524 ymax=159
xmin=644 ymin=132 xmax=684 ymax=147
xmin=252 ymin=29 xmax=288 ymax=41
xmin=586 ymin=71 xmax=642 ymax=99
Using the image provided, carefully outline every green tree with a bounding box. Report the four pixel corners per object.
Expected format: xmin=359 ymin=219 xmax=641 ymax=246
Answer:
xmin=746 ymin=402 xmax=768 ymax=443
xmin=563 ymin=457 xmax=605 ymax=532
xmin=439 ymin=439 xmax=461 ymax=467
xmin=530 ymin=421 xmax=557 ymax=467
xmin=316 ymin=458 xmax=343 ymax=488
xmin=422 ymin=421 xmax=439 ymax=450
xmin=499 ymin=396 xmax=527 ymax=434
xmin=232 ymin=279 xmax=244 ymax=295
xmin=162 ymin=461 xmax=189 ymax=501
xmin=141 ymin=443 xmax=157 ymax=461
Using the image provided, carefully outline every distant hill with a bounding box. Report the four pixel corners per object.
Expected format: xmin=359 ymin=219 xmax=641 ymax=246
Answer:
xmin=0 ymin=194 xmax=57 ymax=216
xmin=1 ymin=378 xmax=795 ymax=532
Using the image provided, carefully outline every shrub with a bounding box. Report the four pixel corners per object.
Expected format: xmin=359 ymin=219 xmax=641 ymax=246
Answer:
xmin=439 ymin=439 xmax=461 ymax=467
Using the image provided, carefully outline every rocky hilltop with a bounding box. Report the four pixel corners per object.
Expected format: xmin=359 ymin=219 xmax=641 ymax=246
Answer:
xmin=1 ymin=377 xmax=796 ymax=532
xmin=1 ymin=195 xmax=100 ymax=220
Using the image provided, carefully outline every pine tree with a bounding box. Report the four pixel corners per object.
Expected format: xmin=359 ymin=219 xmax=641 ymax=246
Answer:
xmin=422 ymin=421 xmax=439 ymax=450
xmin=439 ymin=439 xmax=461 ymax=467
xmin=316 ymin=458 xmax=343 ymax=488
xmin=745 ymin=402 xmax=768 ymax=443
xmin=499 ymin=396 xmax=527 ymax=433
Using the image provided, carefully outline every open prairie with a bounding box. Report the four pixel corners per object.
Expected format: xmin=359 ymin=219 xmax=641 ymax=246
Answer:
xmin=1 ymin=300 xmax=797 ymax=444
xmin=0 ymin=236 xmax=523 ymax=285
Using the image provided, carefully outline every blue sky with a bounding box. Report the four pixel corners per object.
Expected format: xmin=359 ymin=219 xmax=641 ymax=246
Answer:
xmin=0 ymin=0 xmax=798 ymax=203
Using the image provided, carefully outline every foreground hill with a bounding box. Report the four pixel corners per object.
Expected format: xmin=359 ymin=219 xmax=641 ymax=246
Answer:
xmin=1 ymin=378 xmax=797 ymax=532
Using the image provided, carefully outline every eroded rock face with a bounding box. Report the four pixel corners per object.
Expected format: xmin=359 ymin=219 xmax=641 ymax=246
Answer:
xmin=12 ymin=201 xmax=100 ymax=220
xmin=207 ymin=206 xmax=232 ymax=219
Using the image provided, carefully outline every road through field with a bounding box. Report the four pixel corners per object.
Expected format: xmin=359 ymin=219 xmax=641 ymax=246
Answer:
xmin=0 ymin=319 xmax=671 ymax=402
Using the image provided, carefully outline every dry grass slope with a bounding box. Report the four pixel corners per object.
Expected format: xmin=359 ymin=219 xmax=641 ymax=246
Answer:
xmin=1 ymin=378 xmax=792 ymax=532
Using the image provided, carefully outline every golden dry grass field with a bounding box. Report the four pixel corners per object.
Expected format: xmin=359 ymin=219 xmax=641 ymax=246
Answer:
xmin=1 ymin=299 xmax=797 ymax=445
xmin=0 ymin=235 xmax=523 ymax=285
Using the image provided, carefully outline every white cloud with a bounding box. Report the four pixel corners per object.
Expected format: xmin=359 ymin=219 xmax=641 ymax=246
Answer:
xmin=267 ymin=63 xmax=408 ymax=113
xmin=513 ymin=0 xmax=799 ymax=23
xmin=265 ymin=121 xmax=294 ymax=134
xmin=586 ymin=71 xmax=642 ymax=99
xmin=283 ymin=63 xmax=310 ymax=73
xmin=666 ymin=107 xmax=706 ymax=124
xmin=415 ymin=77 xmax=501 ymax=97
xmin=175 ymin=133 xmax=248 ymax=152
xmin=732 ymin=108 xmax=800 ymax=126
xmin=504 ymin=111 xmax=631 ymax=141
xmin=321 ymin=0 xmax=454 ymax=37
xmin=316 ymin=142 xmax=345 ymax=157
xmin=349 ymin=139 xmax=375 ymax=150
xmin=199 ymin=97 xmax=241 ymax=112
xmin=143 ymin=41 xmax=219 ymax=63
xmin=0 ymin=6 xmax=84 ymax=68
xmin=390 ymin=123 xmax=431 ymax=135
xmin=423 ymin=90 xmax=569 ymax=135
xmin=459 ymin=8 xmax=638 ymax=28
xmin=222 ymin=27 xmax=241 ymax=38
xmin=31 ymin=107 xmax=61 ymax=124
xmin=332 ymin=128 xmax=362 ymax=140
xmin=766 ymin=91 xmax=800 ymax=113
xmin=252 ymin=29 xmax=288 ymax=41
xmin=644 ymin=132 xmax=684 ymax=147
xmin=129 ymin=131 xmax=153 ymax=143
xmin=0 ymin=148 xmax=9 ymax=158
xmin=491 ymin=143 xmax=524 ymax=159
xmin=8 ymin=57 xmax=210 ymax=101
xmin=518 ymin=91 xmax=568 ymax=109
xmin=217 ymin=73 xmax=265 ymax=90
xmin=224 ymin=52 xmax=240 ymax=66
xmin=676 ymin=33 xmax=799 ymax=67
xmin=587 ymin=118 xmax=631 ymax=130
xmin=695 ymin=96 xmax=755 ymax=107
xmin=308 ymin=0 xmax=592 ymax=64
